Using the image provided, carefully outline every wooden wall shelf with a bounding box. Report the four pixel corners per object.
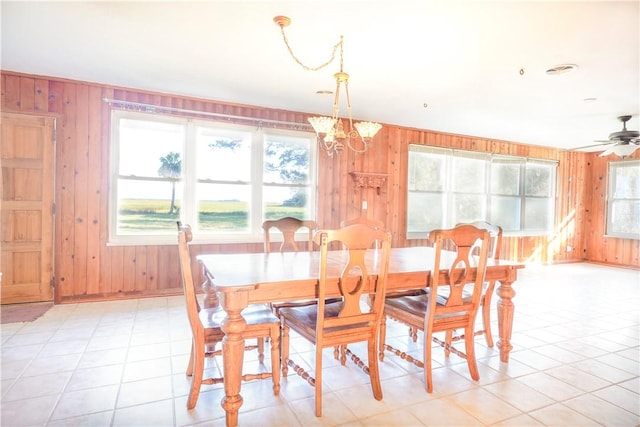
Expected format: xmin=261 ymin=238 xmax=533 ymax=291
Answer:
xmin=349 ymin=172 xmax=388 ymax=194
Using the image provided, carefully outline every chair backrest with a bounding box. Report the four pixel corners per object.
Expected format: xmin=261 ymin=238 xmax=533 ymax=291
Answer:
xmin=177 ymin=222 xmax=203 ymax=338
xmin=429 ymin=224 xmax=490 ymax=317
xmin=340 ymin=217 xmax=385 ymax=230
xmin=340 ymin=217 xmax=386 ymax=249
xmin=467 ymin=221 xmax=502 ymax=260
xmin=262 ymin=217 xmax=317 ymax=253
xmin=314 ymin=223 xmax=392 ymax=342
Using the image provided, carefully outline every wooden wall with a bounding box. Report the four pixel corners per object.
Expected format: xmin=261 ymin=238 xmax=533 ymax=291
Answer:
xmin=1 ymin=71 xmax=638 ymax=302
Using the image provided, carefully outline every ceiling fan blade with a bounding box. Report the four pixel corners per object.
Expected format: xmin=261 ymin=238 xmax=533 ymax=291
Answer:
xmin=566 ymin=142 xmax=615 ymax=151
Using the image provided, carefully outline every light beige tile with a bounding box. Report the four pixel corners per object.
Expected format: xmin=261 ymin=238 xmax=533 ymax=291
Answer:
xmin=2 ymin=331 xmax=54 ymax=347
xmin=336 ymin=382 xmax=396 ymax=419
xmin=77 ymin=347 xmax=128 ymax=369
xmin=129 ymin=331 xmax=171 ymax=347
xmin=594 ymin=352 xmax=640 ymax=375
xmin=564 ymin=393 xmax=640 ymax=426
xmin=493 ymin=413 xmax=549 ymax=426
xmin=1 ymin=378 xmax=15 ymax=398
xmin=112 ymin=399 xmax=175 ymax=427
xmin=515 ymin=372 xmax=583 ymax=401
xmin=122 ymin=357 xmax=172 ymax=382
xmin=3 ymin=371 xmax=71 ymax=401
xmin=117 ymin=375 xmax=173 ymax=408
xmin=446 ymin=388 xmax=521 ymax=425
xmin=619 ymin=377 xmax=640 ymax=394
xmin=479 ymin=354 xmax=538 ymax=378
xmin=0 ymin=394 xmax=59 ymax=426
xmin=40 ymin=339 xmax=88 ymax=356
xmin=1 ymin=343 xmax=44 ymax=361
xmin=508 ymin=348 xmax=564 ymax=371
xmin=127 ymin=341 xmax=172 ymax=362
xmin=49 ymin=327 xmax=95 ymax=342
xmin=360 ymin=408 xmax=425 ymax=426
xmin=593 ymin=384 xmax=640 ymax=416
xmin=85 ymin=334 xmax=131 ymax=352
xmin=173 ymin=390 xmax=222 ymax=426
xmin=50 ymin=384 xmax=119 ymax=421
xmin=528 ymin=402 xmax=603 ymax=426
xmin=232 ymin=403 xmax=301 ymax=426
xmin=483 ymin=379 xmax=554 ymax=412
xmin=288 ymin=390 xmax=359 ymax=426
xmin=408 ymin=396 xmax=483 ymax=426
xmin=0 ymin=358 xmax=31 ymax=380
xmin=20 ymin=353 xmax=82 ymax=377
xmin=545 ymin=364 xmax=611 ymax=392
xmin=66 ymin=364 xmax=124 ymax=391
xmin=379 ymin=373 xmax=432 ymax=407
xmin=46 ymin=410 xmax=114 ymax=426
xmin=571 ymin=357 xmax=637 ymax=383
xmin=530 ymin=343 xmax=586 ymax=364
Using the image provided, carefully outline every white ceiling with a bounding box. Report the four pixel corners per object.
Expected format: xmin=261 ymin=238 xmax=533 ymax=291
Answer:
xmin=2 ymin=1 xmax=639 ymax=152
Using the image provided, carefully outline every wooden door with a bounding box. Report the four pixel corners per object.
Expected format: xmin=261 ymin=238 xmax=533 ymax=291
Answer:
xmin=1 ymin=113 xmax=55 ymax=304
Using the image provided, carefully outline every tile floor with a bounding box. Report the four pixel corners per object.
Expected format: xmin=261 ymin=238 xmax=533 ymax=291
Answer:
xmin=1 ymin=262 xmax=638 ymax=426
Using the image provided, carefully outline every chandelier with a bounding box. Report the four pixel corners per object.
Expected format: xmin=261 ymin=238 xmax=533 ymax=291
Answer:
xmin=274 ymin=16 xmax=382 ymax=156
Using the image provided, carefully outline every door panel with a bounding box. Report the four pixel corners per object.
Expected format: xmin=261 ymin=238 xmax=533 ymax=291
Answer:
xmin=1 ymin=113 xmax=55 ymax=304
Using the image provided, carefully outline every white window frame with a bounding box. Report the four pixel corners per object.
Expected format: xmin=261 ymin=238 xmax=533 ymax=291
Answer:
xmin=109 ymin=110 xmax=318 ymax=245
xmin=605 ymin=160 xmax=640 ymax=239
xmin=406 ymin=144 xmax=557 ymax=239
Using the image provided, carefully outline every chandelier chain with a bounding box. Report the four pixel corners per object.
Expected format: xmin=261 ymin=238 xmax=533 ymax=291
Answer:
xmin=278 ymin=26 xmax=343 ymax=72
xmin=274 ymin=15 xmax=382 ymax=156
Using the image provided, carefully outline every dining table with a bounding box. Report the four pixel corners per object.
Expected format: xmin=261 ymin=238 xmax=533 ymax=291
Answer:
xmin=196 ymin=246 xmax=525 ymax=426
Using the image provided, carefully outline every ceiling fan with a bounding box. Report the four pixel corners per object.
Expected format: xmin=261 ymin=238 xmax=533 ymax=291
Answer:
xmin=572 ymin=115 xmax=639 ymax=158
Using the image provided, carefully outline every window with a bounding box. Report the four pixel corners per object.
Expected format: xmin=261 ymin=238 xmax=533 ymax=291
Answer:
xmin=606 ymin=160 xmax=640 ymax=239
xmin=407 ymin=145 xmax=557 ymax=238
xmin=109 ymin=110 xmax=317 ymax=244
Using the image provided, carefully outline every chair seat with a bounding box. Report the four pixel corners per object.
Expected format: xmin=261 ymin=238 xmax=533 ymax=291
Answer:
xmin=200 ymin=304 xmax=280 ymax=329
xmin=280 ymin=301 xmax=372 ymax=337
xmin=272 ymin=297 xmax=343 ymax=312
xmin=386 ymin=288 xmax=427 ymax=298
xmin=385 ymin=292 xmax=473 ymax=319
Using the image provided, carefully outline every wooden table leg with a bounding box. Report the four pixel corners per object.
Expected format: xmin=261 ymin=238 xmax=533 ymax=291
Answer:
xmin=219 ymin=290 xmax=249 ymax=427
xmin=496 ymin=277 xmax=516 ymax=362
xmin=202 ymin=269 xmax=220 ymax=309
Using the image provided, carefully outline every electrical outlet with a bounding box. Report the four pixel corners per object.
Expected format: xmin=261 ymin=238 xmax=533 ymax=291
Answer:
xmin=567 ymin=245 xmax=573 ymax=252
xmin=362 ymin=200 xmax=367 ymax=210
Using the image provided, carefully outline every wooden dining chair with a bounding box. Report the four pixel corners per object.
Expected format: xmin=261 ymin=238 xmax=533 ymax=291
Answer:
xmin=177 ymin=223 xmax=281 ymax=409
xmin=280 ymin=223 xmax=392 ymax=417
xmin=262 ymin=216 xmax=317 ymax=253
xmin=263 ymin=217 xmax=341 ymax=316
xmin=379 ymin=224 xmax=491 ymax=393
xmin=445 ymin=221 xmax=503 ymax=349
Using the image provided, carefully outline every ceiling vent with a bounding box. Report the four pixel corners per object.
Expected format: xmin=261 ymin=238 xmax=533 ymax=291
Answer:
xmin=545 ymin=64 xmax=578 ymax=75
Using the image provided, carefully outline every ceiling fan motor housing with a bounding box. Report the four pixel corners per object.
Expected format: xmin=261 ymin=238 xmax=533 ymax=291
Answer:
xmin=609 ymin=115 xmax=639 ymax=143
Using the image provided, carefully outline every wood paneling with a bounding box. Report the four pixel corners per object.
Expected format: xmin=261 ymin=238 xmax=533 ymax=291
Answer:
xmin=2 ymin=71 xmax=637 ymax=302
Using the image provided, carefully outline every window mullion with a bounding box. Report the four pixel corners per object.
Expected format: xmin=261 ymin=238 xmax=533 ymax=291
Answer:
xmin=183 ymin=121 xmax=197 ymax=230
xmin=251 ymin=130 xmax=264 ymax=237
xmin=519 ymin=161 xmax=526 ymax=231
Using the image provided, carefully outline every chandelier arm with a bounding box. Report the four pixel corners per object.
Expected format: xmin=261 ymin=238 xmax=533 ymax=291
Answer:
xmin=279 ymin=26 xmax=343 ymax=72
xmin=346 ymin=134 xmax=370 ymax=153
